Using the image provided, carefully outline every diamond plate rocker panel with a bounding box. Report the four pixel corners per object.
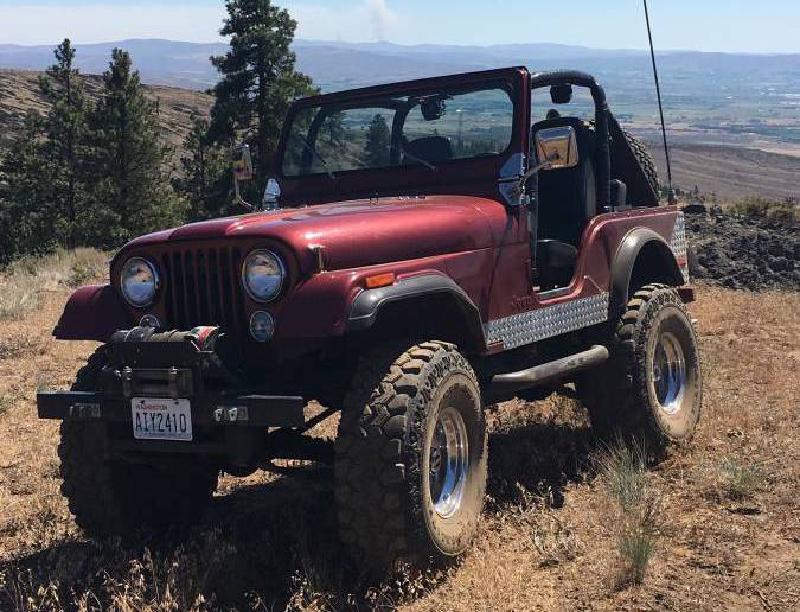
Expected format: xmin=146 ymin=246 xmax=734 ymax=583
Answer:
xmin=670 ymin=212 xmax=689 ymax=283
xmin=485 ymin=292 xmax=610 ymax=350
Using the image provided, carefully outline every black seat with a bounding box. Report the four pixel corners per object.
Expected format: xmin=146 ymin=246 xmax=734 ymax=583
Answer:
xmin=403 ymin=135 xmax=454 ymax=165
xmin=531 ymin=116 xmax=597 ymax=247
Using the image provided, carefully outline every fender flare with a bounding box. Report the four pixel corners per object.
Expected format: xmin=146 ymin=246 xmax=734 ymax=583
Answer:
xmin=610 ymin=227 xmax=684 ymax=320
xmin=53 ymin=284 xmax=133 ymax=341
xmin=347 ymin=273 xmax=486 ymax=351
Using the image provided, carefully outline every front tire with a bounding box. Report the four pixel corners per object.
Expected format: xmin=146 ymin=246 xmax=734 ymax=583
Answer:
xmin=335 ymin=340 xmax=487 ymax=575
xmin=580 ymin=284 xmax=702 ymax=457
xmin=59 ymin=350 xmax=218 ymax=537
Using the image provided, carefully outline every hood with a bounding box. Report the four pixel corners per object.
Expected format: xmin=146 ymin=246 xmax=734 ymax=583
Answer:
xmin=126 ymin=196 xmax=506 ymax=271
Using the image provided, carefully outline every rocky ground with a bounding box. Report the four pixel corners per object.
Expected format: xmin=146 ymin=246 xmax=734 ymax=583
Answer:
xmin=0 ymin=265 xmax=798 ymax=610
xmin=686 ymin=208 xmax=799 ymax=292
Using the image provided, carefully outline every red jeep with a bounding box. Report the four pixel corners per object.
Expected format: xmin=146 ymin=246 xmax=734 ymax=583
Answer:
xmin=39 ymin=68 xmax=701 ymax=573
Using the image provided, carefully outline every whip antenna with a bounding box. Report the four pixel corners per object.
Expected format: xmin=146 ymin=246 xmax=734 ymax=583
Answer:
xmin=643 ymin=0 xmax=675 ymax=204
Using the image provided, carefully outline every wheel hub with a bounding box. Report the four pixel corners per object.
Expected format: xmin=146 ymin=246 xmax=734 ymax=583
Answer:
xmin=653 ymin=330 xmax=687 ymax=415
xmin=428 ymin=405 xmax=469 ymax=519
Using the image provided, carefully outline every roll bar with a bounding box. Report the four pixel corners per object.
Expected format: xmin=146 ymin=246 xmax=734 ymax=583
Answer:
xmin=530 ymin=71 xmax=611 ymax=212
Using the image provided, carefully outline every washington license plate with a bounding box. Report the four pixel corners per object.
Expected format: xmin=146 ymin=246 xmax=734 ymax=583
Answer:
xmin=132 ymin=397 xmax=193 ymax=441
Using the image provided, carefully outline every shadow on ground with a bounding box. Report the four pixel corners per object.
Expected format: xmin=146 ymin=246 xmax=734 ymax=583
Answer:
xmin=1 ymin=393 xmax=596 ymax=609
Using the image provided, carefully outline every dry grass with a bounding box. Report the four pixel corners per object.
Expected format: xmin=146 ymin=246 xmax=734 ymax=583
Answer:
xmin=0 ymin=284 xmax=797 ymax=610
xmin=596 ymin=443 xmax=660 ymax=587
xmin=0 ymin=249 xmax=108 ymax=320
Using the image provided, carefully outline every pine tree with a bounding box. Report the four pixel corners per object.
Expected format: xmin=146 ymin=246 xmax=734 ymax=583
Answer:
xmin=88 ymin=48 xmax=185 ymax=245
xmin=173 ymin=113 xmax=229 ymax=221
xmin=363 ymin=114 xmax=390 ymax=167
xmin=37 ymin=38 xmax=90 ymax=247
xmin=208 ymin=0 xmax=316 ymax=204
xmin=0 ymin=113 xmax=52 ymax=262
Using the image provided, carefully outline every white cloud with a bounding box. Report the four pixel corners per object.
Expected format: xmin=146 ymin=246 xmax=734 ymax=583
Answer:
xmin=290 ymin=0 xmax=402 ymax=43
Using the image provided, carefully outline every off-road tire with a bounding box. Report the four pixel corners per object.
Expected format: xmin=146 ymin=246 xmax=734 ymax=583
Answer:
xmin=335 ymin=340 xmax=487 ymax=575
xmin=579 ymin=284 xmax=702 ymax=458
xmin=59 ymin=349 xmax=218 ymax=537
xmin=610 ymin=117 xmax=660 ymax=206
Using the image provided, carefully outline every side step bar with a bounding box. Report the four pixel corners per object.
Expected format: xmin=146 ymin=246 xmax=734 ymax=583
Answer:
xmin=490 ymin=345 xmax=610 ymax=396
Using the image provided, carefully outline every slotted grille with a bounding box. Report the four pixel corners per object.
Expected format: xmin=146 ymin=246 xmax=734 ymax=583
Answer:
xmin=161 ymin=247 xmax=244 ymax=334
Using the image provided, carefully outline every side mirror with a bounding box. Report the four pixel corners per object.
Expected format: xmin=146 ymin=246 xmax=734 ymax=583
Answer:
xmin=232 ymin=144 xmax=255 ymax=211
xmin=262 ymin=178 xmax=281 ymax=210
xmin=232 ymin=144 xmax=254 ymax=181
xmin=535 ymin=126 xmax=579 ymax=170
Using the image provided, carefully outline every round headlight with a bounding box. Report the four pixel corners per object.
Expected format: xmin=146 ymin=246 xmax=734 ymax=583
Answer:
xmin=120 ymin=257 xmax=159 ymax=308
xmin=242 ymin=249 xmax=286 ymax=302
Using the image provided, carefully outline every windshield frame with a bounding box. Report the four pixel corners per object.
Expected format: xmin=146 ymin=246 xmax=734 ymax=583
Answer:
xmin=276 ymin=68 xmax=527 ymax=182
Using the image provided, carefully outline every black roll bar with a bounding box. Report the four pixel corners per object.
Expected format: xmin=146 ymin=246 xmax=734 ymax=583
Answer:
xmin=530 ymin=71 xmax=611 ymax=212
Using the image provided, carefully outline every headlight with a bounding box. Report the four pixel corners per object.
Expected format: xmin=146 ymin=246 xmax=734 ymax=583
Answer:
xmin=120 ymin=257 xmax=159 ymax=308
xmin=242 ymin=249 xmax=286 ymax=302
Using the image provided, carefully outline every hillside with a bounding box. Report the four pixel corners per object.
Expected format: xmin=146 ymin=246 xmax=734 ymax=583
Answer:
xmin=0 ymin=69 xmax=212 ymax=153
xmin=0 ymin=273 xmax=796 ymax=609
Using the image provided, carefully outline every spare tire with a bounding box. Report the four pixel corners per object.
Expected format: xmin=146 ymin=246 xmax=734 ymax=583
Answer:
xmin=609 ymin=115 xmax=661 ymax=207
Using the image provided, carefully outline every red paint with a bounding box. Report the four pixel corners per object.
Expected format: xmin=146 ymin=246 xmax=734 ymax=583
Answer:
xmin=53 ymin=284 xmax=133 ymax=341
xmin=55 ymin=66 xmax=686 ymax=363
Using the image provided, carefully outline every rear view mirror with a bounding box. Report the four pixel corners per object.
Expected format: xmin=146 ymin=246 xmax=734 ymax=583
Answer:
xmin=535 ymin=126 xmax=579 ymax=170
xmin=420 ymin=97 xmax=446 ymax=121
xmin=232 ymin=144 xmax=254 ymax=181
xmin=550 ymin=83 xmax=573 ymax=104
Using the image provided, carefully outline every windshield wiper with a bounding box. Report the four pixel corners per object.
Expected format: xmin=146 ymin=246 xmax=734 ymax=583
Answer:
xmin=300 ymin=140 xmax=336 ymax=180
xmin=391 ymin=143 xmax=437 ymax=172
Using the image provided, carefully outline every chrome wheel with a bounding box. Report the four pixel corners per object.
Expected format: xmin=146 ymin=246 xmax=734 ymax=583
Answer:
xmin=652 ymin=330 xmax=687 ymax=415
xmin=429 ymin=405 xmax=469 ymax=519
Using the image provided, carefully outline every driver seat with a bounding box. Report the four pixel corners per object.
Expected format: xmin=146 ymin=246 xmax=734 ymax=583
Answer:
xmin=531 ymin=116 xmax=597 ymax=288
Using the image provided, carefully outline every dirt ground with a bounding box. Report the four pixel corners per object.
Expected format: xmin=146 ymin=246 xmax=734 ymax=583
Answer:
xmin=0 ymin=285 xmax=797 ymax=610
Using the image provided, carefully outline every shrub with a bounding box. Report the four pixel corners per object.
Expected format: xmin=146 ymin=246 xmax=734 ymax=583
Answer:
xmin=596 ymin=442 xmax=660 ymax=588
xmin=730 ymin=197 xmax=798 ymax=225
xmin=719 ymin=458 xmax=761 ymax=502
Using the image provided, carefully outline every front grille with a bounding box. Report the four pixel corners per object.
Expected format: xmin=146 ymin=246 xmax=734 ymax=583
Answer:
xmin=161 ymin=247 xmax=244 ymax=335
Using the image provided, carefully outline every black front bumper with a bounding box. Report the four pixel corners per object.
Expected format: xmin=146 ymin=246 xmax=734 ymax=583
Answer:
xmin=37 ymin=390 xmax=306 ymax=428
xmin=38 ymin=326 xmax=308 ymax=449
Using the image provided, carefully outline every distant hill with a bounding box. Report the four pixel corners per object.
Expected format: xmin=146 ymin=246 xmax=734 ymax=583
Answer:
xmin=2 ymin=37 xmax=800 ymax=201
xmin=0 ymin=69 xmax=212 ymax=153
xmin=2 ymin=38 xmax=799 ymax=152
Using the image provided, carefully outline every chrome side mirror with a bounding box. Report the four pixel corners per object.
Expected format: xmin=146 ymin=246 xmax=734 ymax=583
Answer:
xmin=232 ymin=144 xmax=255 ymax=211
xmin=232 ymin=144 xmax=254 ymax=181
xmin=263 ymin=178 xmax=281 ymax=210
xmin=535 ymin=126 xmax=579 ymax=170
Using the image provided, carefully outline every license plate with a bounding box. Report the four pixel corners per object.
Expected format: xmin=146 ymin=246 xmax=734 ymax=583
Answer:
xmin=132 ymin=397 xmax=193 ymax=441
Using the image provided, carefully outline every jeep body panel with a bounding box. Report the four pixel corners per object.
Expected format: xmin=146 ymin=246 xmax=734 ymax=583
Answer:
xmin=54 ymin=284 xmax=133 ymax=342
xmin=56 ymin=202 xmax=687 ymax=357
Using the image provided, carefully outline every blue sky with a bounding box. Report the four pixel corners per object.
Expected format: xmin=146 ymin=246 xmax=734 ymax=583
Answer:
xmin=0 ymin=0 xmax=798 ymax=53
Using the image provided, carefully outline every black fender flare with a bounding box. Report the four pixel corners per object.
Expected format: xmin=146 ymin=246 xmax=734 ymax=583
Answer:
xmin=610 ymin=228 xmax=684 ymax=320
xmin=347 ymin=273 xmax=486 ymax=351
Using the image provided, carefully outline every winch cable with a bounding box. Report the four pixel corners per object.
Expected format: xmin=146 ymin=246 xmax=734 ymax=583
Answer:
xmin=643 ymin=0 xmax=676 ymax=204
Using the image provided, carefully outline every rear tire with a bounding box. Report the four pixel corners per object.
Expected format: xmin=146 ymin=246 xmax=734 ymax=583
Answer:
xmin=335 ymin=340 xmax=487 ymax=575
xmin=579 ymin=284 xmax=702 ymax=458
xmin=59 ymin=350 xmax=218 ymax=537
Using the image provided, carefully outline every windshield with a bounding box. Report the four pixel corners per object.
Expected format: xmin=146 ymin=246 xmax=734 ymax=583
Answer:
xmin=281 ymin=83 xmax=515 ymax=178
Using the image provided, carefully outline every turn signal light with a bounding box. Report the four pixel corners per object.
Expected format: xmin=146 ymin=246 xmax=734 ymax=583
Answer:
xmin=365 ymin=273 xmax=396 ymax=289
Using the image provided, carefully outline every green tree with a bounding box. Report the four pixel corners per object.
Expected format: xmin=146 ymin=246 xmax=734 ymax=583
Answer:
xmin=173 ymin=113 xmax=229 ymax=221
xmin=0 ymin=113 xmax=52 ymax=262
xmin=37 ymin=38 xmax=90 ymax=247
xmin=87 ymin=48 xmax=185 ymax=245
xmin=363 ymin=114 xmax=390 ymax=167
xmin=208 ymin=0 xmax=316 ymax=205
